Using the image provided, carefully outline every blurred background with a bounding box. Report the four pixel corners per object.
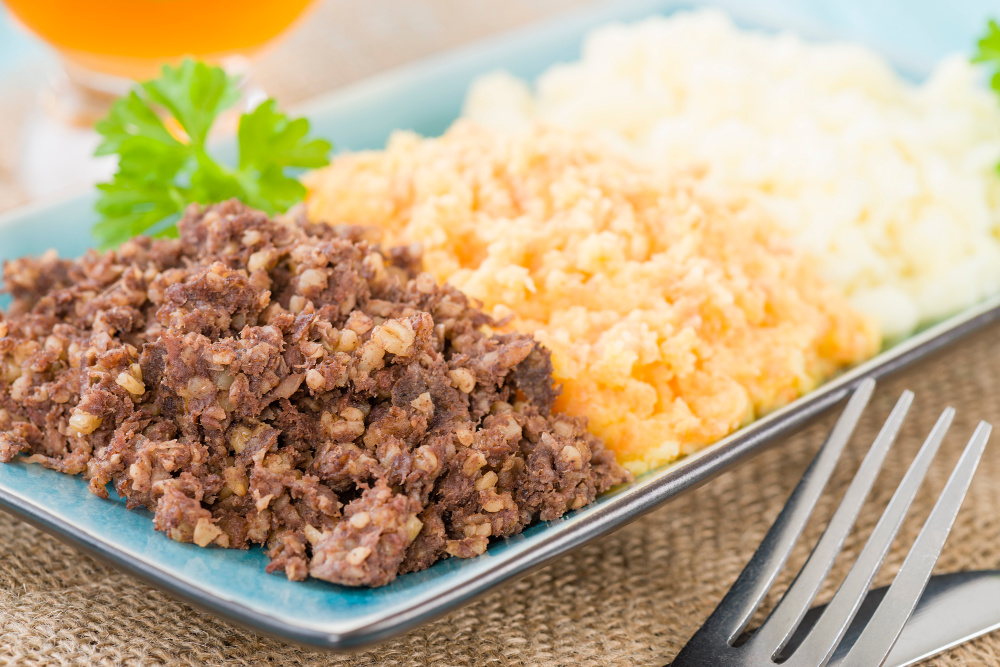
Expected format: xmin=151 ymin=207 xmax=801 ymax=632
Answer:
xmin=0 ymin=0 xmax=994 ymax=215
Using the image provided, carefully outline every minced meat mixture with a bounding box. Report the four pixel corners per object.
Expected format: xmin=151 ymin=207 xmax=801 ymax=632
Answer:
xmin=0 ymin=201 xmax=630 ymax=587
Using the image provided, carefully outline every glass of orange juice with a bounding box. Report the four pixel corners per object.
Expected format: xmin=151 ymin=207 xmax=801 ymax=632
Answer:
xmin=4 ymin=0 xmax=316 ymax=123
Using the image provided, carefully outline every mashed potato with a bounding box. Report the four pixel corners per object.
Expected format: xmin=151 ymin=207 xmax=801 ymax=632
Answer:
xmin=305 ymin=122 xmax=878 ymax=473
xmin=463 ymin=9 xmax=1000 ymax=339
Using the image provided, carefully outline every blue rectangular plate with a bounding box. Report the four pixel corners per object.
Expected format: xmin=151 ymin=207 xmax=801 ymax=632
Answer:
xmin=1 ymin=0 xmax=999 ymax=650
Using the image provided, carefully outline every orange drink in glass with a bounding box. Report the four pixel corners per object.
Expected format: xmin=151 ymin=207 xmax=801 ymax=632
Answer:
xmin=4 ymin=0 xmax=315 ymax=82
xmin=4 ymin=0 xmax=316 ymax=123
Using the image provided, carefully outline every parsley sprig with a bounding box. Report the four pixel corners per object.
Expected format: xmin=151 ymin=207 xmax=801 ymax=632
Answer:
xmin=94 ymin=59 xmax=332 ymax=247
xmin=974 ymin=19 xmax=1000 ymax=94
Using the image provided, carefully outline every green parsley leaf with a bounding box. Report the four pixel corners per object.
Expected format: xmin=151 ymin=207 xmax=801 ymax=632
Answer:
xmin=238 ymin=99 xmax=333 ymax=171
xmin=141 ymin=60 xmax=242 ymax=146
xmin=974 ymin=19 xmax=1000 ymax=94
xmin=236 ymin=100 xmax=333 ymax=214
xmin=974 ymin=19 xmax=1000 ymax=64
xmin=94 ymin=90 xmax=182 ymax=157
xmin=94 ymin=59 xmax=332 ymax=248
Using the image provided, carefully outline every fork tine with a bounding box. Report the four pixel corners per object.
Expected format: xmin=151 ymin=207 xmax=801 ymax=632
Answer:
xmin=832 ymin=421 xmax=992 ymax=666
xmin=784 ymin=407 xmax=955 ymax=667
xmin=749 ymin=390 xmax=913 ymax=657
xmin=680 ymin=379 xmax=875 ymax=647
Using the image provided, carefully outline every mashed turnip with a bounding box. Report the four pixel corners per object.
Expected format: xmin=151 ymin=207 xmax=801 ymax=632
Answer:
xmin=463 ymin=9 xmax=1000 ymax=339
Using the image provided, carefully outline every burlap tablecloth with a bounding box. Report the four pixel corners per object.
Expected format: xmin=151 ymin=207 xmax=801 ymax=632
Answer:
xmin=2 ymin=1 xmax=1000 ymax=664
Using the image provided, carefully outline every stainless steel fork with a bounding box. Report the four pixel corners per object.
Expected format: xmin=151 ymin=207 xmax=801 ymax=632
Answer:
xmin=671 ymin=378 xmax=992 ymax=667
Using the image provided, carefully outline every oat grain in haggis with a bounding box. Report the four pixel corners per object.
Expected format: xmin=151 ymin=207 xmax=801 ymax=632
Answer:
xmin=305 ymin=123 xmax=879 ymax=474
